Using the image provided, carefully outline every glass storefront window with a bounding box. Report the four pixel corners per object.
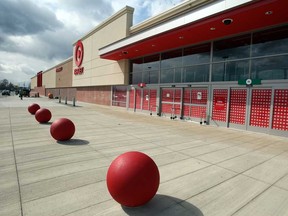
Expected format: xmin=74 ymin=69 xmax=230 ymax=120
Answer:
xmin=143 ymin=54 xmax=160 ymax=71
xmin=160 ymin=68 xmax=182 ymax=83
xmin=252 ymin=25 xmax=288 ymax=57
xmin=143 ymin=70 xmax=159 ymax=84
xmin=161 ymin=68 xmax=174 ymax=83
xmin=251 ymin=55 xmax=288 ymax=80
xmin=213 ymin=34 xmax=250 ymax=62
xmin=183 ymin=43 xmax=210 ymax=65
xmin=174 ymin=68 xmax=182 ymax=83
xmin=129 ymin=25 xmax=288 ymax=84
xmin=149 ymin=70 xmax=159 ymax=84
xmin=161 ymin=49 xmax=182 ymax=69
xmin=183 ymin=64 xmax=209 ymax=82
xmin=132 ymin=72 xmax=142 ymax=84
xmin=212 ymin=60 xmax=249 ymax=81
xmin=131 ymin=58 xmax=143 ymax=72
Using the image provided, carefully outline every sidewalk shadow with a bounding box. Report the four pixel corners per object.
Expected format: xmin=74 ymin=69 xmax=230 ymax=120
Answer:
xmin=122 ymin=194 xmax=203 ymax=216
xmin=40 ymin=122 xmax=52 ymax=125
xmin=57 ymin=139 xmax=89 ymax=146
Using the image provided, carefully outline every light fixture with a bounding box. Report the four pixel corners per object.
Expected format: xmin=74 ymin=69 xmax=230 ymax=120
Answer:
xmin=210 ymin=27 xmax=216 ymax=31
xmin=179 ymin=36 xmax=184 ymax=39
xmin=222 ymin=18 xmax=233 ymax=25
xmin=265 ymin=11 xmax=273 ymax=15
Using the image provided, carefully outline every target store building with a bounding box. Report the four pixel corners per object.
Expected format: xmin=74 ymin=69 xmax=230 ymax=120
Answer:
xmin=31 ymin=0 xmax=288 ymax=137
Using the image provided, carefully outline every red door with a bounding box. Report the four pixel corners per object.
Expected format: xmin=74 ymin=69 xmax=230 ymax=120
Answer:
xmin=161 ymin=88 xmax=182 ymax=117
xmin=149 ymin=89 xmax=157 ymax=112
xmin=228 ymin=89 xmax=247 ymax=128
xmin=142 ymin=89 xmax=149 ymax=111
xmin=212 ymin=89 xmax=228 ymax=125
xmin=129 ymin=89 xmax=135 ymax=109
xmin=249 ymin=89 xmax=272 ymax=128
xmin=183 ymin=88 xmax=207 ymax=121
xmin=141 ymin=89 xmax=157 ymax=112
xmin=272 ymin=89 xmax=288 ymax=131
xmin=129 ymin=88 xmax=158 ymax=113
xmin=135 ymin=89 xmax=141 ymax=110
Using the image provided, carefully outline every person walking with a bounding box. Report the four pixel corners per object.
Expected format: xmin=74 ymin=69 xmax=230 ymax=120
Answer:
xmin=19 ymin=90 xmax=23 ymax=100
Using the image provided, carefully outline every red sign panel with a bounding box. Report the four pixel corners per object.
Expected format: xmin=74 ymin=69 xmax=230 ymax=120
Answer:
xmin=215 ymin=97 xmax=226 ymax=110
xmin=212 ymin=89 xmax=228 ymax=122
xmin=56 ymin=67 xmax=63 ymax=72
xmin=74 ymin=67 xmax=84 ymax=75
xmin=229 ymin=89 xmax=247 ymax=125
xmin=249 ymin=89 xmax=272 ymax=128
xmin=74 ymin=40 xmax=84 ymax=75
xmin=272 ymin=89 xmax=288 ymax=131
xmin=75 ymin=40 xmax=84 ymax=67
xmin=138 ymin=82 xmax=146 ymax=88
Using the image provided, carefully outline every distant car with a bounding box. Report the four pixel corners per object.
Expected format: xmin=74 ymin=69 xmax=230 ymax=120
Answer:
xmin=22 ymin=88 xmax=30 ymax=97
xmin=1 ymin=90 xmax=10 ymax=96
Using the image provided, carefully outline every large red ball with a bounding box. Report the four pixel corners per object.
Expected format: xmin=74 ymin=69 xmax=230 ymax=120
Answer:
xmin=50 ymin=118 xmax=75 ymax=141
xmin=35 ymin=108 xmax=52 ymax=123
xmin=106 ymin=151 xmax=160 ymax=207
xmin=28 ymin=103 xmax=40 ymax=115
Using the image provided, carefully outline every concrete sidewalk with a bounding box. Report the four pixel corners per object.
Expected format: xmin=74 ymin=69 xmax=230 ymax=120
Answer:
xmin=1 ymin=95 xmax=288 ymax=216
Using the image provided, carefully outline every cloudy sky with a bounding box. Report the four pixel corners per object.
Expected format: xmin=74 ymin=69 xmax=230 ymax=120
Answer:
xmin=0 ymin=0 xmax=186 ymax=86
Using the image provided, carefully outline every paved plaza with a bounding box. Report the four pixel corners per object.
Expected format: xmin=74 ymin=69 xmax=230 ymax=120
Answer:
xmin=1 ymin=95 xmax=288 ymax=216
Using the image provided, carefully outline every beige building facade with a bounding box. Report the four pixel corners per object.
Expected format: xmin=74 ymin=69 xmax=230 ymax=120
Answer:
xmin=72 ymin=6 xmax=133 ymax=87
xmin=31 ymin=0 xmax=288 ymax=137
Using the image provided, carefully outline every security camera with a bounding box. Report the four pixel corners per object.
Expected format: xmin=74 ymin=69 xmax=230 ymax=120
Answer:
xmin=222 ymin=18 xmax=233 ymax=25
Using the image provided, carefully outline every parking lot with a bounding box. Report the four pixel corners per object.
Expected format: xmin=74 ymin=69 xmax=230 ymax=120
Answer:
xmin=1 ymin=95 xmax=288 ymax=216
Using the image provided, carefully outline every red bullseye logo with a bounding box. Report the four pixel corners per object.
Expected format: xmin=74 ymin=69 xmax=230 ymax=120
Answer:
xmin=75 ymin=40 xmax=84 ymax=67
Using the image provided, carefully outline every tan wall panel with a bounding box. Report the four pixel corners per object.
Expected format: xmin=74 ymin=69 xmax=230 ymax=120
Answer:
xmin=73 ymin=77 xmax=91 ymax=87
xmin=73 ymin=7 xmax=133 ymax=87
xmin=56 ymin=58 xmax=73 ymax=88
xmin=92 ymin=15 xmax=130 ymax=54
xmin=91 ymin=73 xmax=125 ymax=86
xmin=43 ymin=69 xmax=56 ymax=88
xmin=31 ymin=77 xmax=37 ymax=89
xmin=82 ymin=37 xmax=93 ymax=67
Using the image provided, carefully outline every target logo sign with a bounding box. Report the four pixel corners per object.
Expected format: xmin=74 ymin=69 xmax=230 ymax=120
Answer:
xmin=74 ymin=40 xmax=84 ymax=75
xmin=75 ymin=40 xmax=84 ymax=67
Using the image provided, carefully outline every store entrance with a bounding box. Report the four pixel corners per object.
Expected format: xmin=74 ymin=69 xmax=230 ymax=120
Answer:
xmin=228 ymin=88 xmax=248 ymax=130
xmin=211 ymin=87 xmax=279 ymax=134
xmin=128 ymin=88 xmax=157 ymax=113
xmin=161 ymin=88 xmax=182 ymax=119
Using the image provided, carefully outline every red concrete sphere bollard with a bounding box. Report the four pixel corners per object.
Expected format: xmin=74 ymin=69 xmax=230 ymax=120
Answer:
xmin=35 ymin=108 xmax=52 ymax=123
xmin=106 ymin=151 xmax=160 ymax=207
xmin=50 ymin=118 xmax=75 ymax=141
xmin=28 ymin=103 xmax=40 ymax=115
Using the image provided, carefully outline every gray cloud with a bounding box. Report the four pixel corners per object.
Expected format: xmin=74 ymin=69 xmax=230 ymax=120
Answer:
xmin=60 ymin=0 xmax=114 ymax=22
xmin=0 ymin=0 xmax=63 ymax=36
xmin=0 ymin=0 xmax=184 ymax=84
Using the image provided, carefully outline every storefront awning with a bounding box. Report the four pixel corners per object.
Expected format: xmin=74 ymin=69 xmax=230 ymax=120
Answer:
xmin=99 ymin=0 xmax=287 ymax=61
